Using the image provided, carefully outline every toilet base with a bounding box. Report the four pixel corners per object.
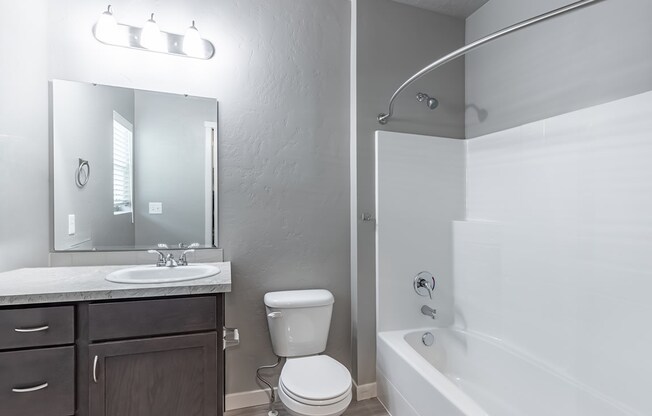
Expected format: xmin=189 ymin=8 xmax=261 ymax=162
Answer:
xmin=278 ymin=382 xmax=352 ymax=416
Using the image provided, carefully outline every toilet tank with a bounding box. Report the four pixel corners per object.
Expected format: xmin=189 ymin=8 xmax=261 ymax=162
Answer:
xmin=264 ymin=289 xmax=335 ymax=357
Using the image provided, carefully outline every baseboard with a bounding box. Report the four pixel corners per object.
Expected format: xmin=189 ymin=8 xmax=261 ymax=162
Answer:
xmin=225 ymin=387 xmax=278 ymax=411
xmin=354 ymin=381 xmax=378 ymax=401
xmin=226 ymin=381 xmax=377 ymax=410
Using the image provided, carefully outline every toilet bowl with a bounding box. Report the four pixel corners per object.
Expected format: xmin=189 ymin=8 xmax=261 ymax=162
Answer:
xmin=277 ymin=355 xmax=352 ymax=416
xmin=264 ymin=290 xmax=352 ymax=416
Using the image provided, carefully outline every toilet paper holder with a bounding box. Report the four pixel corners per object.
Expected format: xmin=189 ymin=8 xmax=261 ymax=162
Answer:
xmin=223 ymin=327 xmax=240 ymax=350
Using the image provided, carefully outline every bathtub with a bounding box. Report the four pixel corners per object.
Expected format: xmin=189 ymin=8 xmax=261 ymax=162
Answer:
xmin=376 ymin=328 xmax=640 ymax=416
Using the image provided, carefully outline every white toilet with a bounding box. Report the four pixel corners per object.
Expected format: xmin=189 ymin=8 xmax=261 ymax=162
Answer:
xmin=264 ymin=289 xmax=352 ymax=416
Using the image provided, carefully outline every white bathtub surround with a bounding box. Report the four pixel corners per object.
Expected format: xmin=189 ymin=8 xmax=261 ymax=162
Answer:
xmin=0 ymin=262 xmax=231 ymax=305
xmin=459 ymin=89 xmax=652 ymax=415
xmin=375 ymin=132 xmax=465 ymax=332
xmin=376 ymin=90 xmax=652 ymax=415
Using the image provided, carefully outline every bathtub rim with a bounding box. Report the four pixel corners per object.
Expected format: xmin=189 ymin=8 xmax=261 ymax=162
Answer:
xmin=377 ymin=328 xmax=489 ymax=416
xmin=380 ymin=326 xmax=644 ymax=416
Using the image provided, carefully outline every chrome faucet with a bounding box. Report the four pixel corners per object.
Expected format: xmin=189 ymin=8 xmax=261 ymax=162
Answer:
xmin=149 ymin=243 xmax=200 ymax=267
xmin=148 ymin=250 xmax=167 ymax=267
xmin=178 ymin=249 xmax=194 ymax=266
xmin=165 ymin=253 xmax=178 ymax=268
xmin=421 ymin=305 xmax=437 ymax=319
xmin=179 ymin=243 xmax=200 ymax=266
xmin=147 ymin=250 xmax=177 ymax=267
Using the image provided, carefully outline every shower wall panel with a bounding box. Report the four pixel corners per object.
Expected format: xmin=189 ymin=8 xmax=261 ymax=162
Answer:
xmin=460 ymin=90 xmax=652 ymax=415
xmin=376 ymin=131 xmax=465 ymax=332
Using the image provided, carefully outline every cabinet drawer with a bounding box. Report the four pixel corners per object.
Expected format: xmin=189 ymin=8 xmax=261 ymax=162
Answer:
xmin=0 ymin=306 xmax=74 ymax=350
xmin=0 ymin=346 xmax=75 ymax=416
xmin=88 ymin=296 xmax=217 ymax=341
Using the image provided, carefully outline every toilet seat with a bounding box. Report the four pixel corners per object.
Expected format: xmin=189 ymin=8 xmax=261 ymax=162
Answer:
xmin=278 ymin=355 xmax=352 ymax=416
xmin=278 ymin=384 xmax=352 ymax=416
xmin=280 ymin=379 xmax=350 ymax=406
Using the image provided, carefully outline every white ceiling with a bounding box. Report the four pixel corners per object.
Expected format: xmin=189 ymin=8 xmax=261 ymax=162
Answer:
xmin=392 ymin=0 xmax=489 ymax=19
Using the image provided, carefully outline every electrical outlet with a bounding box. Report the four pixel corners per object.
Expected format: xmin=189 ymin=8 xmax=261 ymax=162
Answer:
xmin=68 ymin=214 xmax=76 ymax=235
xmin=149 ymin=202 xmax=163 ymax=215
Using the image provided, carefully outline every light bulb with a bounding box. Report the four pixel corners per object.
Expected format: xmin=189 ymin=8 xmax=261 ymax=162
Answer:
xmin=95 ymin=5 xmax=118 ymax=43
xmin=183 ymin=21 xmax=204 ymax=58
xmin=140 ymin=13 xmax=164 ymax=51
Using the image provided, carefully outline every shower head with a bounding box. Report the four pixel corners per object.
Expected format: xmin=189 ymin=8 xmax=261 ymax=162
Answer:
xmin=416 ymin=92 xmax=439 ymax=110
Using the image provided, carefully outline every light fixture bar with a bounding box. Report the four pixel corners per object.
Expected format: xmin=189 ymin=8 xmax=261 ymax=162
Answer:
xmin=92 ymin=21 xmax=215 ymax=60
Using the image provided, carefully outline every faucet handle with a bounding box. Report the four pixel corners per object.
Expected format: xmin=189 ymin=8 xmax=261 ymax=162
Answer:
xmin=148 ymin=250 xmax=166 ymax=267
xmin=414 ymin=271 xmax=435 ymax=299
xmin=179 ymin=249 xmax=195 ymax=266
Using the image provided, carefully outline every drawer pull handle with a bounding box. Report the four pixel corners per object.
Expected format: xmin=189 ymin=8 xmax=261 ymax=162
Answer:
xmin=93 ymin=355 xmax=99 ymax=383
xmin=14 ymin=325 xmax=49 ymax=333
xmin=12 ymin=382 xmax=49 ymax=393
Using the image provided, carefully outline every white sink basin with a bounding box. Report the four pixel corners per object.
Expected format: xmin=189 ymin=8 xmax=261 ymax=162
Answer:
xmin=106 ymin=264 xmax=221 ymax=284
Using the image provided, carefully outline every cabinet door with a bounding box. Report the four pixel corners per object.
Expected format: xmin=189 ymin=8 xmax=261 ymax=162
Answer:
xmin=88 ymin=333 xmax=218 ymax=416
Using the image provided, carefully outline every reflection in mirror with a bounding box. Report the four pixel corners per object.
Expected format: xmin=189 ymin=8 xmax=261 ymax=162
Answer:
xmin=51 ymin=80 xmax=218 ymax=251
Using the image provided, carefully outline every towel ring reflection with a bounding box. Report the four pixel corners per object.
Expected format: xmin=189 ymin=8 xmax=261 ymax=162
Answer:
xmin=76 ymin=158 xmax=90 ymax=188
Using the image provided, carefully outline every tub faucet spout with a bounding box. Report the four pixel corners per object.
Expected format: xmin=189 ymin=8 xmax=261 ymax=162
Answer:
xmin=421 ymin=305 xmax=437 ymax=319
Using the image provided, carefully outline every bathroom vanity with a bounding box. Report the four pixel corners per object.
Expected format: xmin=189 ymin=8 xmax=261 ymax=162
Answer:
xmin=0 ymin=263 xmax=231 ymax=416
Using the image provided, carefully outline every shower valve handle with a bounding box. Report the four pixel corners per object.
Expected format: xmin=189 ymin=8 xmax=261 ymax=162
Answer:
xmin=414 ymin=272 xmax=435 ymax=299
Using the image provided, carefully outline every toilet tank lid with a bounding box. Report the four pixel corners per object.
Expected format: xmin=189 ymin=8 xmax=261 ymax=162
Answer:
xmin=264 ymin=289 xmax=334 ymax=308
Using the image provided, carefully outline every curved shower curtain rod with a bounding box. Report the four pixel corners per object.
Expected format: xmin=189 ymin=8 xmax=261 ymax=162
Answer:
xmin=377 ymin=0 xmax=605 ymax=125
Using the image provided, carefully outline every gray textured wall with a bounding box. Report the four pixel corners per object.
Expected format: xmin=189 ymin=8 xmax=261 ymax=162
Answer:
xmin=0 ymin=1 xmax=49 ymax=273
xmin=134 ymin=91 xmax=216 ymax=248
xmin=353 ymin=0 xmax=465 ymax=385
xmin=0 ymin=0 xmax=350 ymax=396
xmin=52 ymin=80 xmax=136 ymax=250
xmin=466 ymin=0 xmax=652 ymax=138
xmin=219 ymin=2 xmax=351 ymax=394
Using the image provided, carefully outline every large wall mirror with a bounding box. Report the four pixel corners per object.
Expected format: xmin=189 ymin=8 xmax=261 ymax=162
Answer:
xmin=51 ymin=80 xmax=218 ymax=251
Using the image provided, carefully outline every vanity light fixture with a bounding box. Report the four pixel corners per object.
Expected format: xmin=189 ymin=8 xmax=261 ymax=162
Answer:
xmin=140 ymin=13 xmax=164 ymax=51
xmin=92 ymin=5 xmax=215 ymax=60
xmin=94 ymin=5 xmax=118 ymax=43
xmin=183 ymin=21 xmax=204 ymax=58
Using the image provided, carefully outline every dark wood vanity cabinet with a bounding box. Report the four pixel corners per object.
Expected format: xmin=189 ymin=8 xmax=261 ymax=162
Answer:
xmin=0 ymin=294 xmax=225 ymax=416
xmin=88 ymin=333 xmax=218 ymax=416
xmin=0 ymin=346 xmax=75 ymax=416
xmin=0 ymin=306 xmax=76 ymax=416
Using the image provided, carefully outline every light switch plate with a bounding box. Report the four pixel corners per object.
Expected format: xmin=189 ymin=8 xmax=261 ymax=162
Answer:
xmin=68 ymin=214 xmax=75 ymax=235
xmin=149 ymin=202 xmax=163 ymax=215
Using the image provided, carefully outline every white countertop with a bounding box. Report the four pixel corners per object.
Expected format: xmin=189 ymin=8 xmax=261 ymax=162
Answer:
xmin=0 ymin=262 xmax=231 ymax=306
